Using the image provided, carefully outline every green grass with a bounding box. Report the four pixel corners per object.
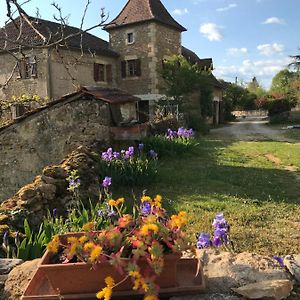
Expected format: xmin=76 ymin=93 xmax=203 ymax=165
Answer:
xmin=137 ymin=138 xmax=300 ymax=256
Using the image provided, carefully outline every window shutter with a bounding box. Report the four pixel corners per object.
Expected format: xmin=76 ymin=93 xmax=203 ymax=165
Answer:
xmin=136 ymin=59 xmax=141 ymax=76
xmin=106 ymin=64 xmax=112 ymax=83
xmin=121 ymin=61 xmax=127 ymax=78
xmin=94 ymin=63 xmax=99 ymax=81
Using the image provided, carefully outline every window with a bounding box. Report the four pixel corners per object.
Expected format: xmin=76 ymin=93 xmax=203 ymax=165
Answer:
xmin=121 ymin=59 xmax=141 ymax=78
xmin=127 ymin=32 xmax=134 ymax=44
xmin=94 ymin=63 xmax=113 ymax=83
xmin=17 ymin=56 xmax=37 ymax=79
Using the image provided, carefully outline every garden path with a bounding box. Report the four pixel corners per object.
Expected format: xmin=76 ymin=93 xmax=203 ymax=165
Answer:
xmin=210 ymin=117 xmax=295 ymax=143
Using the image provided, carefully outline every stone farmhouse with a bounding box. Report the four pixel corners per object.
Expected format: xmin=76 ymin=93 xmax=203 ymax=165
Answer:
xmin=0 ymin=0 xmax=223 ymax=124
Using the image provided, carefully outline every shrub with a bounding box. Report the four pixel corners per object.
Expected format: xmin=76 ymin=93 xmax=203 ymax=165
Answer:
xmin=143 ymin=127 xmax=198 ymax=158
xmin=98 ymin=146 xmax=158 ymax=186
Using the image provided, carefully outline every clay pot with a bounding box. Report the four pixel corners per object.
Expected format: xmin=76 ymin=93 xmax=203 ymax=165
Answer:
xmin=38 ymin=233 xmax=180 ymax=295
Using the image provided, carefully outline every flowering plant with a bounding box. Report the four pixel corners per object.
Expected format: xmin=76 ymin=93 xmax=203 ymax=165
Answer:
xmin=99 ymin=145 xmax=158 ymax=186
xmin=47 ymin=193 xmax=189 ymax=300
xmin=196 ymin=213 xmax=233 ymax=250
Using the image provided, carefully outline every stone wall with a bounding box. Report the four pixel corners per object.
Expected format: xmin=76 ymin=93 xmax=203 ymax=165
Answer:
xmin=0 ymin=96 xmax=110 ymax=202
xmin=0 ymin=48 xmax=118 ymax=102
xmin=108 ymin=22 xmax=181 ymax=96
xmin=49 ymin=49 xmax=118 ymax=99
xmin=0 ymin=49 xmax=49 ymax=101
xmin=0 ymin=146 xmax=101 ymax=231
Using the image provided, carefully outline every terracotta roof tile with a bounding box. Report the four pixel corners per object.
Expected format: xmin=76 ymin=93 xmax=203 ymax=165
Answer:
xmin=104 ymin=0 xmax=186 ymax=32
xmin=0 ymin=17 xmax=119 ymax=57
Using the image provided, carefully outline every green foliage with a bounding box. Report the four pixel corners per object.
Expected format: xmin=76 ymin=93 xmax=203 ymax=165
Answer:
xmin=44 ymin=201 xmax=113 ymax=235
xmin=223 ymin=83 xmax=257 ymax=111
xmin=16 ymin=219 xmax=52 ymax=260
xmin=98 ymin=148 xmax=158 ymax=186
xmin=270 ymin=69 xmax=300 ymax=104
xmin=160 ymin=55 xmax=214 ymax=119
xmin=142 ymin=135 xmax=198 ymax=158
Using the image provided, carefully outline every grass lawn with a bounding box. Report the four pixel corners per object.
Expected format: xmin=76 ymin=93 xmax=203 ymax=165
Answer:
xmin=139 ymin=138 xmax=300 ymax=256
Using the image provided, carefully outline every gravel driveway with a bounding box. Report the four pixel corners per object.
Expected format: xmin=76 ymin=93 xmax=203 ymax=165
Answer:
xmin=210 ymin=117 xmax=293 ymax=142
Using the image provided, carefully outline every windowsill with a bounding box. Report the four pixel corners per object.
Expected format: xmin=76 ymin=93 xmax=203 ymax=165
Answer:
xmin=126 ymin=42 xmax=135 ymax=45
xmin=16 ymin=77 xmax=38 ymax=80
xmin=122 ymin=76 xmax=140 ymax=80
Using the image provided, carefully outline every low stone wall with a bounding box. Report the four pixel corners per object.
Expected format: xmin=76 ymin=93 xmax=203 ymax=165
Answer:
xmin=0 ymin=96 xmax=110 ymax=202
xmin=0 ymin=146 xmax=101 ymax=232
xmin=232 ymin=110 xmax=267 ymax=117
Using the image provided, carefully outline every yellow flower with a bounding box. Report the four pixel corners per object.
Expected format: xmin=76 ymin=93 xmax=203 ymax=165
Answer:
xmin=144 ymin=295 xmax=158 ymax=300
xmin=96 ymin=276 xmax=114 ymax=300
xmin=79 ymin=236 xmax=88 ymax=244
xmin=105 ymin=276 xmax=115 ymax=287
xmin=108 ymin=199 xmax=117 ymax=206
xmin=67 ymin=236 xmax=78 ymax=244
xmin=83 ymin=242 xmax=95 ymax=252
xmin=129 ymin=271 xmax=140 ymax=278
xmin=170 ymin=211 xmax=188 ymax=229
xmin=140 ymin=223 xmax=159 ymax=236
xmin=90 ymin=245 xmax=102 ymax=262
xmin=116 ymin=197 xmax=125 ymax=205
xmin=96 ymin=287 xmax=112 ymax=300
xmin=82 ymin=222 xmax=95 ymax=232
xmin=47 ymin=235 xmax=59 ymax=253
xmin=141 ymin=195 xmax=151 ymax=203
xmin=69 ymin=243 xmax=78 ymax=256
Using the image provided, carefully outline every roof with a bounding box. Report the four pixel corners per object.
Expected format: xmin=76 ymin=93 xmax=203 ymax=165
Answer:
xmin=81 ymin=86 xmax=140 ymax=104
xmin=0 ymin=17 xmax=118 ymax=57
xmin=182 ymin=46 xmax=213 ymax=70
xmin=0 ymin=87 xmax=139 ymax=132
xmin=208 ymin=74 xmax=224 ymax=89
xmin=104 ymin=0 xmax=186 ymax=32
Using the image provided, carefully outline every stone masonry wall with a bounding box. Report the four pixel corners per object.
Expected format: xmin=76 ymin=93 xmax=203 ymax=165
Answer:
xmin=108 ymin=22 xmax=181 ymax=97
xmin=0 ymin=49 xmax=49 ymax=101
xmin=0 ymin=97 xmax=110 ymax=202
xmin=49 ymin=49 xmax=118 ymax=100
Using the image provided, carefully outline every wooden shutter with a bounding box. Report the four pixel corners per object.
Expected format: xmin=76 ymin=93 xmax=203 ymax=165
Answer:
xmin=121 ymin=61 xmax=127 ymax=78
xmin=93 ymin=63 xmax=99 ymax=81
xmin=106 ymin=64 xmax=112 ymax=83
xmin=136 ymin=59 xmax=141 ymax=76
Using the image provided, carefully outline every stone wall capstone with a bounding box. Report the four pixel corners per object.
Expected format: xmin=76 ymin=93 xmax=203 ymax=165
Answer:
xmin=0 ymin=96 xmax=110 ymax=202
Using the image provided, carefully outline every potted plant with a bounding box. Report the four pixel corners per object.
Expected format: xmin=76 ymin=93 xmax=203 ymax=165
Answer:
xmin=41 ymin=193 xmax=192 ymax=299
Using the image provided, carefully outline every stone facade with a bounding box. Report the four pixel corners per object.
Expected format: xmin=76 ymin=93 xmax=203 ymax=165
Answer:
xmin=109 ymin=22 xmax=181 ymax=97
xmin=0 ymin=49 xmax=49 ymax=101
xmin=0 ymin=49 xmax=118 ymax=102
xmin=48 ymin=48 xmax=118 ymax=99
xmin=0 ymin=96 xmax=110 ymax=202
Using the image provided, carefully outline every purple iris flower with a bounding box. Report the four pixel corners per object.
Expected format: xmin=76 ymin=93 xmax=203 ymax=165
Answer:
xmin=52 ymin=208 xmax=58 ymax=217
xmin=196 ymin=232 xmax=211 ymax=249
xmin=149 ymin=150 xmax=158 ymax=158
xmin=102 ymin=176 xmax=112 ymax=188
xmin=138 ymin=143 xmax=144 ymax=151
xmin=107 ymin=208 xmax=117 ymax=218
xmin=141 ymin=201 xmax=151 ymax=215
xmin=273 ymin=256 xmax=284 ymax=267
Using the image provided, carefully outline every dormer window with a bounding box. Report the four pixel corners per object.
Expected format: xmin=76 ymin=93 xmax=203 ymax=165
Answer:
xmin=127 ymin=32 xmax=134 ymax=44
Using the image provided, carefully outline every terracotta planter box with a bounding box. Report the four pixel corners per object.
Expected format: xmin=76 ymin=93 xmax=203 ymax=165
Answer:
xmin=22 ymin=233 xmax=206 ymax=299
xmin=110 ymin=123 xmax=149 ymax=140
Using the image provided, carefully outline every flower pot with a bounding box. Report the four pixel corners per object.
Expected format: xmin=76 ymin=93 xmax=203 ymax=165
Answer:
xmin=38 ymin=233 xmax=180 ymax=295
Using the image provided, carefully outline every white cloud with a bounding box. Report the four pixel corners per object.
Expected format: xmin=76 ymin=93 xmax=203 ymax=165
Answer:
xmin=199 ymin=23 xmax=223 ymax=41
xmin=262 ymin=17 xmax=286 ymax=25
xmin=257 ymin=43 xmax=284 ymax=56
xmin=172 ymin=8 xmax=189 ymax=15
xmin=216 ymin=3 xmax=237 ymax=12
xmin=213 ymin=57 xmax=292 ymax=87
xmin=227 ymin=47 xmax=248 ymax=56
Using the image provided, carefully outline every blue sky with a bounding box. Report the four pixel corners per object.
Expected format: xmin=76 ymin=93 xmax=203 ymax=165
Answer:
xmin=0 ymin=0 xmax=299 ymax=88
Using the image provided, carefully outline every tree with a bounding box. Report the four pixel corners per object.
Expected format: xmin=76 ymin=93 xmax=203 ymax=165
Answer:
xmin=223 ymin=83 xmax=256 ymax=111
xmin=247 ymin=77 xmax=266 ymax=98
xmin=289 ymin=49 xmax=300 ymax=70
xmin=0 ymin=0 xmax=107 ymax=90
xmin=160 ymin=55 xmax=213 ymax=127
xmin=270 ymin=69 xmax=300 ymax=104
